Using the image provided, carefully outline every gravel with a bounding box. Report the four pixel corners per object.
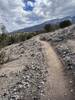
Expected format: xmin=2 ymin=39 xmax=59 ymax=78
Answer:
xmin=0 ymin=24 xmax=75 ymax=99
xmin=0 ymin=38 xmax=47 ymax=100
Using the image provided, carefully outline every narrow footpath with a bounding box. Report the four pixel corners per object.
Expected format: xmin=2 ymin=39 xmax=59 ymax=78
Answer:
xmin=40 ymin=40 xmax=72 ymax=100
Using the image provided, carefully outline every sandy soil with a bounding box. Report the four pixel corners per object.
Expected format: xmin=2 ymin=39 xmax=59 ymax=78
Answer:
xmin=40 ymin=40 xmax=72 ymax=100
xmin=0 ymin=33 xmax=74 ymax=99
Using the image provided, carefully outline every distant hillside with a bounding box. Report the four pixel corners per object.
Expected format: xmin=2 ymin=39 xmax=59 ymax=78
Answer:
xmin=12 ymin=16 xmax=75 ymax=33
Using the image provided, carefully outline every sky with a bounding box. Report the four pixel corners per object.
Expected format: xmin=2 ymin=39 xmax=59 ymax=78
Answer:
xmin=0 ymin=0 xmax=75 ymax=32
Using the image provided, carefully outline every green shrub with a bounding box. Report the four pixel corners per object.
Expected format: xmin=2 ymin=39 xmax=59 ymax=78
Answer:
xmin=44 ymin=24 xmax=52 ymax=32
xmin=0 ymin=34 xmax=7 ymax=42
xmin=7 ymin=35 xmax=16 ymax=45
xmin=44 ymin=24 xmax=58 ymax=32
xmin=0 ymin=32 xmax=40 ymax=49
xmin=59 ymin=20 xmax=72 ymax=28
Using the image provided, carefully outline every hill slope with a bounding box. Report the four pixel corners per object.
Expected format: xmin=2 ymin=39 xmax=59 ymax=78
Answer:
xmin=13 ymin=16 xmax=75 ymax=33
xmin=0 ymin=25 xmax=75 ymax=99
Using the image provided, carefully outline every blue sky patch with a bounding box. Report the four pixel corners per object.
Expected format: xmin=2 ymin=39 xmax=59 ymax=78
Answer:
xmin=23 ymin=0 xmax=35 ymax=11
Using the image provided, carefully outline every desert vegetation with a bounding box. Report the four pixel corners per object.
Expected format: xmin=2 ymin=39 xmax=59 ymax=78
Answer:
xmin=0 ymin=20 xmax=72 ymax=49
xmin=0 ymin=32 xmax=39 ymax=48
xmin=44 ymin=20 xmax=72 ymax=32
xmin=59 ymin=20 xmax=72 ymax=28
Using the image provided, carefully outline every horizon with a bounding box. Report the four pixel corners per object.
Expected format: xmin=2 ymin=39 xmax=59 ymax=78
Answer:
xmin=0 ymin=0 xmax=75 ymax=32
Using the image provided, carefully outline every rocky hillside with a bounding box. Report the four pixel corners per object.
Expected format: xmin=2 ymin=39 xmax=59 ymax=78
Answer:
xmin=0 ymin=25 xmax=75 ymax=100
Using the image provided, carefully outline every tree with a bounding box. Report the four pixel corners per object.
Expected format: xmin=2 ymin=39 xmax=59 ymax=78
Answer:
xmin=1 ymin=25 xmax=7 ymax=33
xmin=59 ymin=20 xmax=72 ymax=28
xmin=7 ymin=35 xmax=16 ymax=45
xmin=44 ymin=24 xmax=53 ymax=32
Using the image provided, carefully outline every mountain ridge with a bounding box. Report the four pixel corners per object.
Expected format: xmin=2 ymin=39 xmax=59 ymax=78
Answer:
xmin=12 ymin=16 xmax=75 ymax=33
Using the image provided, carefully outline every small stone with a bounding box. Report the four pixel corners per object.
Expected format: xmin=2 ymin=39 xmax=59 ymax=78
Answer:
xmin=13 ymin=88 xmax=17 ymax=92
xmin=64 ymin=93 xmax=67 ymax=96
xmin=70 ymin=89 xmax=73 ymax=93
xmin=67 ymin=66 xmax=73 ymax=70
xmin=40 ymin=81 xmax=44 ymax=85
xmin=38 ymin=85 xmax=41 ymax=89
xmin=31 ymin=53 xmax=35 ymax=57
xmin=33 ymin=97 xmax=38 ymax=100
xmin=40 ymin=90 xmax=44 ymax=94
xmin=3 ymin=93 xmax=7 ymax=97
xmin=19 ymin=84 xmax=23 ymax=88
xmin=69 ymin=80 xmax=73 ymax=84
xmin=0 ymin=74 xmax=7 ymax=78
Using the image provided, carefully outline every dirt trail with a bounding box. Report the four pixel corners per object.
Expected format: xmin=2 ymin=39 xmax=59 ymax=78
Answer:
xmin=40 ymin=40 xmax=71 ymax=100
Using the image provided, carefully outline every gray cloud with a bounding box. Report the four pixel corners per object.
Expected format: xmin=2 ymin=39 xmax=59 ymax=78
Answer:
xmin=0 ymin=0 xmax=75 ymax=32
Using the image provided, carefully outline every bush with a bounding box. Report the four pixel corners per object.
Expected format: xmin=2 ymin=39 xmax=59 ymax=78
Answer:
xmin=7 ymin=35 xmax=16 ymax=45
xmin=59 ymin=20 xmax=72 ymax=28
xmin=0 ymin=34 xmax=7 ymax=42
xmin=44 ymin=24 xmax=53 ymax=32
xmin=0 ymin=32 xmax=39 ymax=49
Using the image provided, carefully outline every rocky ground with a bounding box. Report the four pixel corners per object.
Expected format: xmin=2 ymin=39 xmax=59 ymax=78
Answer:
xmin=0 ymin=25 xmax=75 ymax=100
xmin=0 ymin=38 xmax=48 ymax=100
xmin=40 ymin=24 xmax=75 ymax=99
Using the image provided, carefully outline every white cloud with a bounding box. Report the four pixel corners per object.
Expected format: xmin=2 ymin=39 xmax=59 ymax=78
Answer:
xmin=27 ymin=1 xmax=34 ymax=7
xmin=0 ymin=0 xmax=75 ymax=32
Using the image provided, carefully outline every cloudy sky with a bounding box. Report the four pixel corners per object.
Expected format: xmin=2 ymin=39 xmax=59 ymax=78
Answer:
xmin=0 ymin=0 xmax=75 ymax=32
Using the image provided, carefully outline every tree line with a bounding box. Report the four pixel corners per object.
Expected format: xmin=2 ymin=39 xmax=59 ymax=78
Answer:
xmin=44 ymin=20 xmax=72 ymax=32
xmin=0 ymin=20 xmax=72 ymax=48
